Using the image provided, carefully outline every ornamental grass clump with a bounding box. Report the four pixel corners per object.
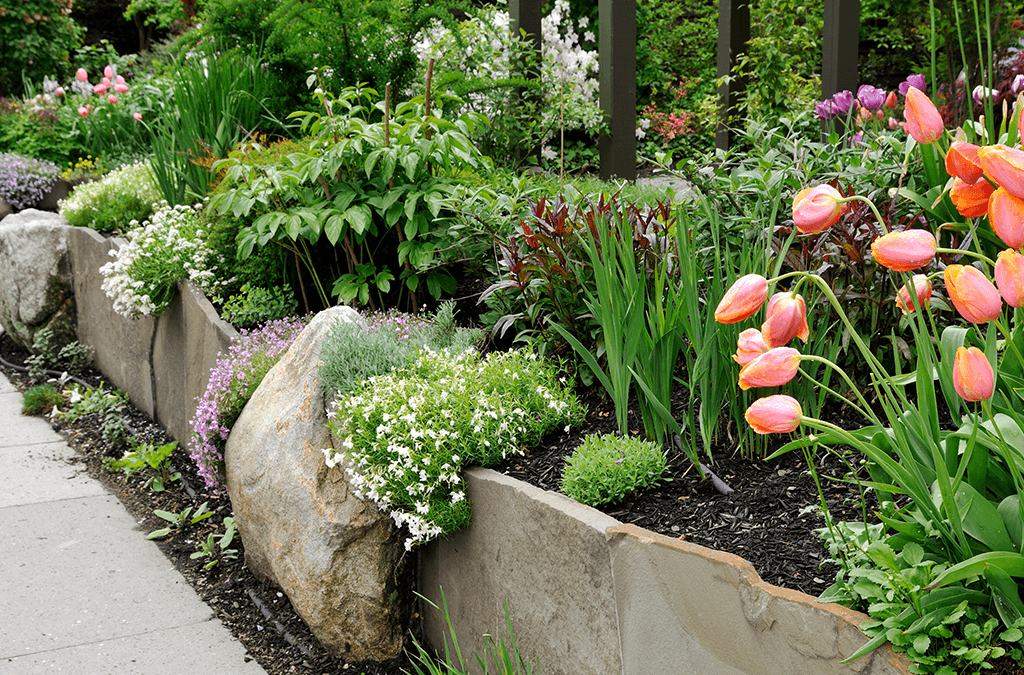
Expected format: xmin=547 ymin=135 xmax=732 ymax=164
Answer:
xmin=189 ymin=317 xmax=308 ymax=492
xmin=58 ymin=161 xmax=161 ymax=233
xmin=0 ymin=152 xmax=59 ymax=211
xmin=324 ymin=348 xmax=583 ymax=550
xmin=99 ymin=201 xmax=229 ymax=318
xmin=560 ymin=434 xmax=668 ymax=508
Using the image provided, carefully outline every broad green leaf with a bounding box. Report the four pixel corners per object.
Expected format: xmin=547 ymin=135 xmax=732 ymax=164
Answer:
xmin=926 ymin=551 xmax=1024 ymax=589
xmin=950 ymin=481 xmax=1015 ymax=552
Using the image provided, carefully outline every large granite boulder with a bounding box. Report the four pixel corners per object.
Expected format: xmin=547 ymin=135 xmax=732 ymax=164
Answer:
xmin=0 ymin=209 xmax=76 ymax=352
xmin=225 ymin=306 xmax=411 ymax=661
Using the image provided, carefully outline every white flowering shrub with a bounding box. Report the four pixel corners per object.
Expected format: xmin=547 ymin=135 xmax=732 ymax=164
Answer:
xmin=59 ymin=162 xmax=162 ymax=233
xmin=415 ymin=0 xmax=603 ymax=163
xmin=99 ymin=202 xmax=229 ymax=319
xmin=325 ymin=348 xmax=584 ymax=550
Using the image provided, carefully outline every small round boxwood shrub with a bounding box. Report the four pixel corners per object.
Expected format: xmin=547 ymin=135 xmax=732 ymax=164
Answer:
xmin=560 ymin=433 xmax=668 ymax=508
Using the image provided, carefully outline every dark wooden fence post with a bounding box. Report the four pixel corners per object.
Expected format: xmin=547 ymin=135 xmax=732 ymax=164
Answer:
xmin=821 ymin=0 xmax=859 ymax=99
xmin=510 ymin=0 xmax=542 ymax=56
xmin=716 ymin=0 xmax=749 ymax=151
xmin=599 ymin=0 xmax=637 ymax=180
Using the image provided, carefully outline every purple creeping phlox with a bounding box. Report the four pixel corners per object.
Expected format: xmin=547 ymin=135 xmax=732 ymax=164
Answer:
xmin=189 ymin=317 xmax=308 ymax=491
xmin=0 ymin=152 xmax=60 ymax=210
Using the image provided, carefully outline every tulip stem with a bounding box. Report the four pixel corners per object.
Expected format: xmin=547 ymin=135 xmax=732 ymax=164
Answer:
xmin=993 ymin=318 xmax=1024 ymax=374
xmin=842 ymin=195 xmax=888 ymax=232
xmin=935 ymin=247 xmax=996 ymax=267
xmin=798 ymin=357 xmax=882 ymax=427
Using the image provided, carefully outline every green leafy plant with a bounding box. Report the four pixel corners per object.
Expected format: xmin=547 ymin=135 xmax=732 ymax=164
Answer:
xmin=60 ymin=383 xmax=129 ymax=448
xmin=23 ymin=328 xmax=92 ymax=382
xmin=0 ymin=0 xmax=82 ymax=98
xmin=209 ymin=82 xmax=492 ymax=311
xmin=325 ymin=348 xmax=583 ymax=549
xmin=146 ymin=501 xmax=215 ymax=540
xmin=217 ymin=283 xmax=299 ymax=329
xmin=103 ymin=440 xmax=181 ymax=492
xmin=404 ymin=590 xmax=537 ymax=675
xmin=560 ymin=433 xmax=668 ymax=508
xmin=22 ymin=384 xmax=65 ymax=416
xmin=191 ymin=517 xmax=239 ymax=570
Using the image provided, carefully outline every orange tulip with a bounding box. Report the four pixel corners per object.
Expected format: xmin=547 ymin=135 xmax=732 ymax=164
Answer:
xmin=738 ymin=347 xmax=801 ymax=390
xmin=715 ymin=274 xmax=768 ymax=324
xmin=792 ymin=184 xmax=846 ymax=234
xmin=870 ymin=230 xmax=937 ymax=272
xmin=745 ymin=395 xmax=803 ymax=434
xmin=987 ymin=187 xmax=1024 ymax=249
xmin=944 ymin=264 xmax=1003 ymax=323
xmin=952 ymin=346 xmax=994 ymax=401
xmin=995 ymin=249 xmax=1024 ymax=307
xmin=950 ymin=176 xmax=994 ymax=218
xmin=904 ymin=86 xmax=944 ymax=145
xmin=895 ymin=274 xmax=932 ymax=314
xmin=733 ymin=328 xmax=770 ymax=366
xmin=945 ymin=141 xmax=984 ymax=184
xmin=977 ymin=144 xmax=1024 ymax=201
xmin=761 ymin=292 xmax=809 ymax=347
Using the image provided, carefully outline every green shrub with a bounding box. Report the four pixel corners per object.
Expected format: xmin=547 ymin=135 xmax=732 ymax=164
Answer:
xmin=319 ymin=302 xmax=481 ymax=402
xmin=59 ymin=161 xmax=161 ymax=233
xmin=22 ymin=384 xmax=65 ymax=416
xmin=218 ymin=283 xmax=299 ymax=329
xmin=560 ymin=433 xmax=668 ymax=508
xmin=0 ymin=0 xmax=83 ymax=98
xmin=324 ymin=348 xmax=583 ymax=549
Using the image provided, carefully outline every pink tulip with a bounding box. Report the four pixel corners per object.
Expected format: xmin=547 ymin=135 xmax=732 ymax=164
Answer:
xmin=904 ymin=86 xmax=944 ymax=145
xmin=133 ymin=112 xmax=143 ymax=122
xmin=107 ymin=94 xmax=117 ymax=105
xmin=114 ymin=83 xmax=128 ymax=93
xmin=76 ymin=68 xmax=88 ymax=82
xmin=745 ymin=395 xmax=803 ymax=434
xmin=884 ymin=91 xmax=898 ymax=109
xmin=116 ymin=75 xmax=126 ymax=85
xmin=977 ymin=145 xmax=1024 ymax=201
xmin=102 ymin=77 xmax=111 ymax=87
xmin=871 ymin=230 xmax=937 ymax=272
xmin=952 ymin=346 xmax=994 ymax=402
xmin=93 ymin=83 xmax=107 ymax=95
xmin=995 ymin=249 xmax=1024 ymax=308
xmin=945 ymin=141 xmax=983 ymax=184
xmin=738 ymin=347 xmax=802 ymax=390
xmin=54 ymin=86 xmax=64 ymax=97
xmin=895 ymin=275 xmax=932 ymax=314
xmin=792 ymin=184 xmax=846 ymax=234
xmin=944 ymin=264 xmax=1003 ymax=324
xmin=987 ymin=187 xmax=1024 ymax=249
xmin=733 ymin=329 xmax=770 ymax=366
xmin=950 ymin=176 xmax=994 ymax=218
xmin=78 ymin=106 xmax=89 ymax=117
xmin=715 ymin=274 xmax=769 ymax=324
xmin=104 ymin=65 xmax=114 ymax=79
xmin=761 ymin=292 xmax=809 ymax=348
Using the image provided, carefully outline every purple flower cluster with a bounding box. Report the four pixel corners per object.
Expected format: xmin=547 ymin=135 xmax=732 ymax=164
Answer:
xmin=363 ymin=308 xmax=430 ymax=342
xmin=189 ymin=316 xmax=308 ymax=491
xmin=815 ymin=90 xmax=854 ymax=120
xmin=0 ymin=153 xmax=59 ymax=211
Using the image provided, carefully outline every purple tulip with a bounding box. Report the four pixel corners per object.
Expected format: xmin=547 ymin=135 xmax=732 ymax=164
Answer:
xmin=1014 ymin=74 xmax=1024 ymax=95
xmin=830 ymin=90 xmax=854 ymax=114
xmin=899 ymin=74 xmax=927 ymax=97
xmin=857 ymin=85 xmax=886 ymax=111
xmin=814 ymin=99 xmax=835 ymax=120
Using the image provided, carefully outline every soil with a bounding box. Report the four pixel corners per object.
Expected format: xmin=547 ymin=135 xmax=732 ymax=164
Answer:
xmin=3 ymin=329 xmax=1020 ymax=674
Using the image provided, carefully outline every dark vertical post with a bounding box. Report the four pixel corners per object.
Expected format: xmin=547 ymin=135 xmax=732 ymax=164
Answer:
xmin=509 ymin=0 xmax=542 ymax=56
xmin=599 ymin=0 xmax=637 ymax=180
xmin=716 ymin=0 xmax=749 ymax=151
xmin=821 ymin=0 xmax=859 ymax=99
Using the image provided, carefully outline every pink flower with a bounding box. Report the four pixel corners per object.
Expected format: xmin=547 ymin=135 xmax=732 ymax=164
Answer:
xmin=54 ymin=86 xmax=64 ymax=97
xmin=93 ymin=83 xmax=107 ymax=95
xmin=738 ymin=347 xmax=802 ymax=390
xmin=104 ymin=65 xmax=114 ymax=79
xmin=78 ymin=106 xmax=89 ymax=117
xmin=116 ymin=75 xmax=126 ymax=85
xmin=107 ymin=94 xmax=118 ymax=105
xmin=133 ymin=112 xmax=143 ymax=122
xmin=761 ymin=292 xmax=809 ymax=347
xmin=944 ymin=264 xmax=1003 ymax=324
xmin=733 ymin=328 xmax=769 ymax=366
xmin=745 ymin=395 xmax=803 ymax=434
xmin=76 ymin=68 xmax=88 ymax=82
xmin=715 ymin=274 xmax=769 ymax=324
xmin=871 ymin=230 xmax=937 ymax=272
xmin=904 ymin=86 xmax=944 ymax=145
xmin=792 ymin=184 xmax=846 ymax=234
xmin=995 ymin=249 xmax=1024 ymax=308
xmin=114 ymin=83 xmax=129 ymax=93
xmin=102 ymin=77 xmax=111 ymax=87
xmin=895 ymin=275 xmax=932 ymax=314
xmin=952 ymin=346 xmax=994 ymax=402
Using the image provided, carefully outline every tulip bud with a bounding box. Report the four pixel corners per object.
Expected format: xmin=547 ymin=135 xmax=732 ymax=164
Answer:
xmin=761 ymin=292 xmax=809 ymax=348
xmin=77 ymin=106 xmax=88 ymax=117
xmin=944 ymin=264 xmax=1003 ymax=324
xmin=104 ymin=65 xmax=114 ymax=79
xmin=745 ymin=395 xmax=803 ymax=434
xmin=733 ymin=328 xmax=769 ymax=366
xmin=54 ymin=86 xmax=64 ymax=97
xmin=102 ymin=77 xmax=111 ymax=87
xmin=714 ymin=274 xmax=769 ymax=324
xmin=93 ymin=83 xmax=107 ymax=95
xmin=988 ymin=187 xmax=1024 ymax=248
xmin=904 ymin=86 xmax=944 ymax=145
xmin=950 ymin=176 xmax=994 ymax=218
xmin=792 ymin=184 xmax=846 ymax=234
xmin=738 ymin=347 xmax=802 ymax=390
xmin=107 ymin=94 xmax=117 ymax=104
xmin=871 ymin=230 xmax=937 ymax=272
xmin=885 ymin=91 xmax=898 ymax=109
xmin=76 ymin=68 xmax=88 ymax=82
xmin=116 ymin=75 xmax=126 ymax=85
xmin=995 ymin=249 xmax=1024 ymax=307
xmin=114 ymin=83 xmax=128 ymax=93
xmin=945 ymin=142 xmax=984 ymax=184
xmin=977 ymin=145 xmax=1024 ymax=201
xmin=1014 ymin=74 xmax=1024 ymax=95
xmin=895 ymin=274 xmax=932 ymax=314
xmin=952 ymin=346 xmax=994 ymax=401
xmin=133 ymin=112 xmax=143 ymax=122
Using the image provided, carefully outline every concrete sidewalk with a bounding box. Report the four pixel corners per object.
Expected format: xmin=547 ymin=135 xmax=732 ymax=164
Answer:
xmin=0 ymin=371 xmax=265 ymax=674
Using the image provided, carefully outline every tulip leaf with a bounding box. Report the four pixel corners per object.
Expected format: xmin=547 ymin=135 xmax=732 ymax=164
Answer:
xmin=947 ymin=481 xmax=1015 ymax=552
xmin=998 ymin=495 xmax=1023 ymax=551
xmin=926 ymin=551 xmax=1024 ymax=590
